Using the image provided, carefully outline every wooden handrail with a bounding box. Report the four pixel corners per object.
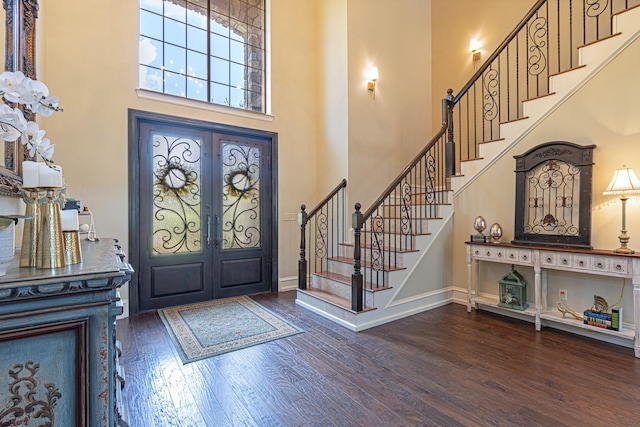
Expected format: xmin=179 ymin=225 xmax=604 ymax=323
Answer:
xmin=305 ymin=178 xmax=347 ymax=220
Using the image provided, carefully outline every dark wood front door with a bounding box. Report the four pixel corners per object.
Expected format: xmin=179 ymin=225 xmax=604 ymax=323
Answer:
xmin=129 ymin=111 xmax=276 ymax=312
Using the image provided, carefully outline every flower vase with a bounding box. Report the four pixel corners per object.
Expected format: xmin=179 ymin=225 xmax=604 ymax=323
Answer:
xmin=0 ymin=221 xmax=15 ymax=276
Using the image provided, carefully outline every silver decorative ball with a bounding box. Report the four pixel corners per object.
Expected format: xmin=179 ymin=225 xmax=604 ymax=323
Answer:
xmin=489 ymin=223 xmax=503 ymax=243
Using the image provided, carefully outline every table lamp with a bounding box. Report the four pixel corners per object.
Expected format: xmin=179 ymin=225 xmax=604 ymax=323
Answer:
xmin=603 ymin=165 xmax=640 ymax=253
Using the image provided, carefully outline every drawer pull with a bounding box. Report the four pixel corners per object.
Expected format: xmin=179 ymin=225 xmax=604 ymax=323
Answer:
xmin=498 ymin=252 xmax=503 ymax=258
xmin=475 ymin=250 xmax=480 ymax=255
xmin=522 ymin=255 xmax=528 ymax=260
xmin=616 ymin=264 xmax=622 ymax=271
xmin=546 ymin=257 xmax=552 ymax=263
xmin=562 ymin=259 xmax=568 ymax=265
xmin=509 ymin=254 xmax=515 ymax=259
xmin=486 ymin=251 xmax=491 ymax=256
xmin=597 ymin=262 xmax=603 ymax=268
xmin=579 ymin=261 xmax=584 ymax=267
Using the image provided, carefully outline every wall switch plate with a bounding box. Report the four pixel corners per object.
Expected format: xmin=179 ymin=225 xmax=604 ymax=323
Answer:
xmin=283 ymin=213 xmax=297 ymax=221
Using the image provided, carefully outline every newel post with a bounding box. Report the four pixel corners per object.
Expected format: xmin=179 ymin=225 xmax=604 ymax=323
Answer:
xmin=443 ymin=88 xmax=455 ymax=177
xmin=351 ymin=203 xmax=364 ymax=312
xmin=298 ymin=204 xmax=308 ymax=290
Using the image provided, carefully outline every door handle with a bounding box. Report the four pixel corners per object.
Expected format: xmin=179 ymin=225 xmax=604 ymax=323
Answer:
xmin=215 ymin=214 xmax=220 ymax=248
xmin=206 ymin=214 xmax=211 ymax=247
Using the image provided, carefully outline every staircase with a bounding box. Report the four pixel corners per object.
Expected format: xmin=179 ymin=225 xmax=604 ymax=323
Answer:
xmin=296 ymin=0 xmax=640 ymax=331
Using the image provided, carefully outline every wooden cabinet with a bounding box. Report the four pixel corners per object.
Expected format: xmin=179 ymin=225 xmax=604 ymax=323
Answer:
xmin=466 ymin=242 xmax=640 ymax=358
xmin=0 ymin=239 xmax=132 ymax=426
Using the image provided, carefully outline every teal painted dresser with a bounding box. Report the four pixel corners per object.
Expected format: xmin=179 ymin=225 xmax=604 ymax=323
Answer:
xmin=0 ymin=238 xmax=132 ymax=426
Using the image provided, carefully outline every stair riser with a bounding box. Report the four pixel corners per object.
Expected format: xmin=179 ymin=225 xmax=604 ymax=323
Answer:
xmin=360 ymin=230 xmax=416 ymax=250
xmin=387 ymin=190 xmax=450 ymax=205
xmin=361 ymin=217 xmax=431 ymax=234
xmin=327 ymin=259 xmax=390 ymax=283
xmin=380 ymin=204 xmax=440 ymax=219
xmin=339 ymin=244 xmax=407 ymax=269
xmin=310 ymin=275 xmax=375 ymax=306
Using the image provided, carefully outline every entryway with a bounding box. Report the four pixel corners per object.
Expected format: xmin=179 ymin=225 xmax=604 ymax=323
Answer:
xmin=128 ymin=110 xmax=277 ymax=312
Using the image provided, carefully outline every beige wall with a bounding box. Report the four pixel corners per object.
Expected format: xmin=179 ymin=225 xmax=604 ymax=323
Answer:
xmin=430 ymin=0 xmax=532 ymax=130
xmin=451 ymin=38 xmax=640 ymax=324
xmin=316 ymin=0 xmax=349 ymax=194
xmin=36 ymin=0 xmax=319 ymax=294
xmin=346 ymin=0 xmax=433 ymax=210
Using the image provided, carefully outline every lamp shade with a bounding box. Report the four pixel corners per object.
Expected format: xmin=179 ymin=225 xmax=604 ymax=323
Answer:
xmin=603 ymin=166 xmax=640 ymax=195
xmin=367 ymin=66 xmax=379 ymax=81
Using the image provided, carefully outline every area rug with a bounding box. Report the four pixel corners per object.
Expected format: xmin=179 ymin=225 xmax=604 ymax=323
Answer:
xmin=158 ymin=296 xmax=303 ymax=363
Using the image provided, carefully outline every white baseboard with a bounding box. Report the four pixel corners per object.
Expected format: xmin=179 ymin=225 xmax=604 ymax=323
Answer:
xmin=279 ymin=275 xmax=298 ymax=292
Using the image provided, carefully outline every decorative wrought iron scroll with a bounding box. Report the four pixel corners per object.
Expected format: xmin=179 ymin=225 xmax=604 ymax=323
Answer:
xmin=152 ymin=134 xmax=202 ymax=254
xmin=524 ymin=159 xmax=580 ymax=236
xmin=222 ymin=142 xmax=261 ymax=249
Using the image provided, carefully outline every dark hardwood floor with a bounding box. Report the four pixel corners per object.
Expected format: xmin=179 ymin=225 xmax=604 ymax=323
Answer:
xmin=118 ymin=291 xmax=640 ymax=426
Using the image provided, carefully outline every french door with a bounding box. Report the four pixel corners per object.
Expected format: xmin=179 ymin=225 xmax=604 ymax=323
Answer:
xmin=129 ymin=111 xmax=276 ymax=312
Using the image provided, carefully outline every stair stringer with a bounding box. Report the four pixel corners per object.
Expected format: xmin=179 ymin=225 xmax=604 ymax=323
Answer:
xmin=451 ymin=5 xmax=640 ymax=196
xmin=353 ymin=204 xmax=455 ymax=330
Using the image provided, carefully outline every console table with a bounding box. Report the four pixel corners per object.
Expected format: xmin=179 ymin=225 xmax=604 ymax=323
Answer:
xmin=466 ymin=242 xmax=640 ymax=358
xmin=0 ymin=238 xmax=132 ymax=426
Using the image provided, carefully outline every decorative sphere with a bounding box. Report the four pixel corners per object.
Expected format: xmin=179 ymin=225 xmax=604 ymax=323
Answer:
xmin=473 ymin=216 xmax=487 ymax=234
xmin=79 ymin=223 xmax=90 ymax=233
xmin=490 ymin=223 xmax=503 ymax=243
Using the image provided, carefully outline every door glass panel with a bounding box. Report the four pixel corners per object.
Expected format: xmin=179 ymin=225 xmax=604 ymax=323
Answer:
xmin=221 ymin=142 xmax=260 ymax=249
xmin=152 ymin=134 xmax=202 ymax=254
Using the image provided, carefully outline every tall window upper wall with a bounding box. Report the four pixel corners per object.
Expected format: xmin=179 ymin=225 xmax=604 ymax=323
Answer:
xmin=139 ymin=0 xmax=266 ymax=113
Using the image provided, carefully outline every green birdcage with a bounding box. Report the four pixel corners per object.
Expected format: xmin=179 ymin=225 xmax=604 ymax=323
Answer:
xmin=498 ymin=266 xmax=529 ymax=311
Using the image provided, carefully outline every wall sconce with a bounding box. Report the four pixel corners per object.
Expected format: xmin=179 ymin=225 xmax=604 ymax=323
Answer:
xmin=367 ymin=66 xmax=378 ymax=98
xmin=603 ymin=165 xmax=640 ymax=253
xmin=470 ymin=38 xmax=481 ymax=68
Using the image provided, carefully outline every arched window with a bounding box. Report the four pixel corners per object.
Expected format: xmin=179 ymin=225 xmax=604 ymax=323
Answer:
xmin=139 ymin=0 xmax=265 ymax=113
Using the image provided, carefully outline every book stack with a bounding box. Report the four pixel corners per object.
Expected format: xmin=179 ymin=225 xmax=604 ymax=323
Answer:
xmin=583 ymin=308 xmax=622 ymax=331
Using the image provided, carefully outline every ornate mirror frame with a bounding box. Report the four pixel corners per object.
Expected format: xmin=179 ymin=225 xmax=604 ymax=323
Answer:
xmin=512 ymin=141 xmax=596 ymax=249
xmin=0 ymin=0 xmax=38 ymax=197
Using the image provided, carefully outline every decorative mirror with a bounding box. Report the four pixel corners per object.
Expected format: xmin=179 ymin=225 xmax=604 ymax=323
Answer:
xmin=0 ymin=0 xmax=38 ymax=197
xmin=512 ymin=141 xmax=596 ymax=249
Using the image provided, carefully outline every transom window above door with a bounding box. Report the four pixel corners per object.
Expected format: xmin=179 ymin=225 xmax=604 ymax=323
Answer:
xmin=139 ymin=0 xmax=266 ymax=113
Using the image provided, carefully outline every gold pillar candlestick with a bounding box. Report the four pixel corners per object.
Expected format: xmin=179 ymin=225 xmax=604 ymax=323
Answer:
xmin=36 ymin=188 xmax=66 ymax=269
xmin=20 ymin=188 xmax=41 ymax=268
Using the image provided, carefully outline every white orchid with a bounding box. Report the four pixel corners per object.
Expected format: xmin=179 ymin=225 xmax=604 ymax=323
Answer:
xmin=0 ymin=70 xmax=62 ymax=163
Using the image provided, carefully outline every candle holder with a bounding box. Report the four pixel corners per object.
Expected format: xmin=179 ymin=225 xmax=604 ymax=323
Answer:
xmin=63 ymin=231 xmax=82 ymax=265
xmin=20 ymin=188 xmax=42 ymax=267
xmin=36 ymin=188 xmax=66 ymax=269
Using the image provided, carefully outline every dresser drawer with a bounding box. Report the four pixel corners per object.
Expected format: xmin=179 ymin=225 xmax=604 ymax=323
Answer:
xmin=573 ymin=255 xmax=591 ymax=270
xmin=541 ymin=251 xmax=557 ymax=267
xmin=592 ymin=257 xmax=609 ymax=272
xmin=610 ymin=258 xmax=629 ymax=275
xmin=542 ymin=251 xmax=572 ymax=267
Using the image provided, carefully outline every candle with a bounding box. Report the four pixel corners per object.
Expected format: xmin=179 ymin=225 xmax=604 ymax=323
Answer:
xmin=60 ymin=209 xmax=79 ymax=231
xmin=22 ymin=161 xmax=40 ymax=188
xmin=38 ymin=163 xmax=63 ymax=188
